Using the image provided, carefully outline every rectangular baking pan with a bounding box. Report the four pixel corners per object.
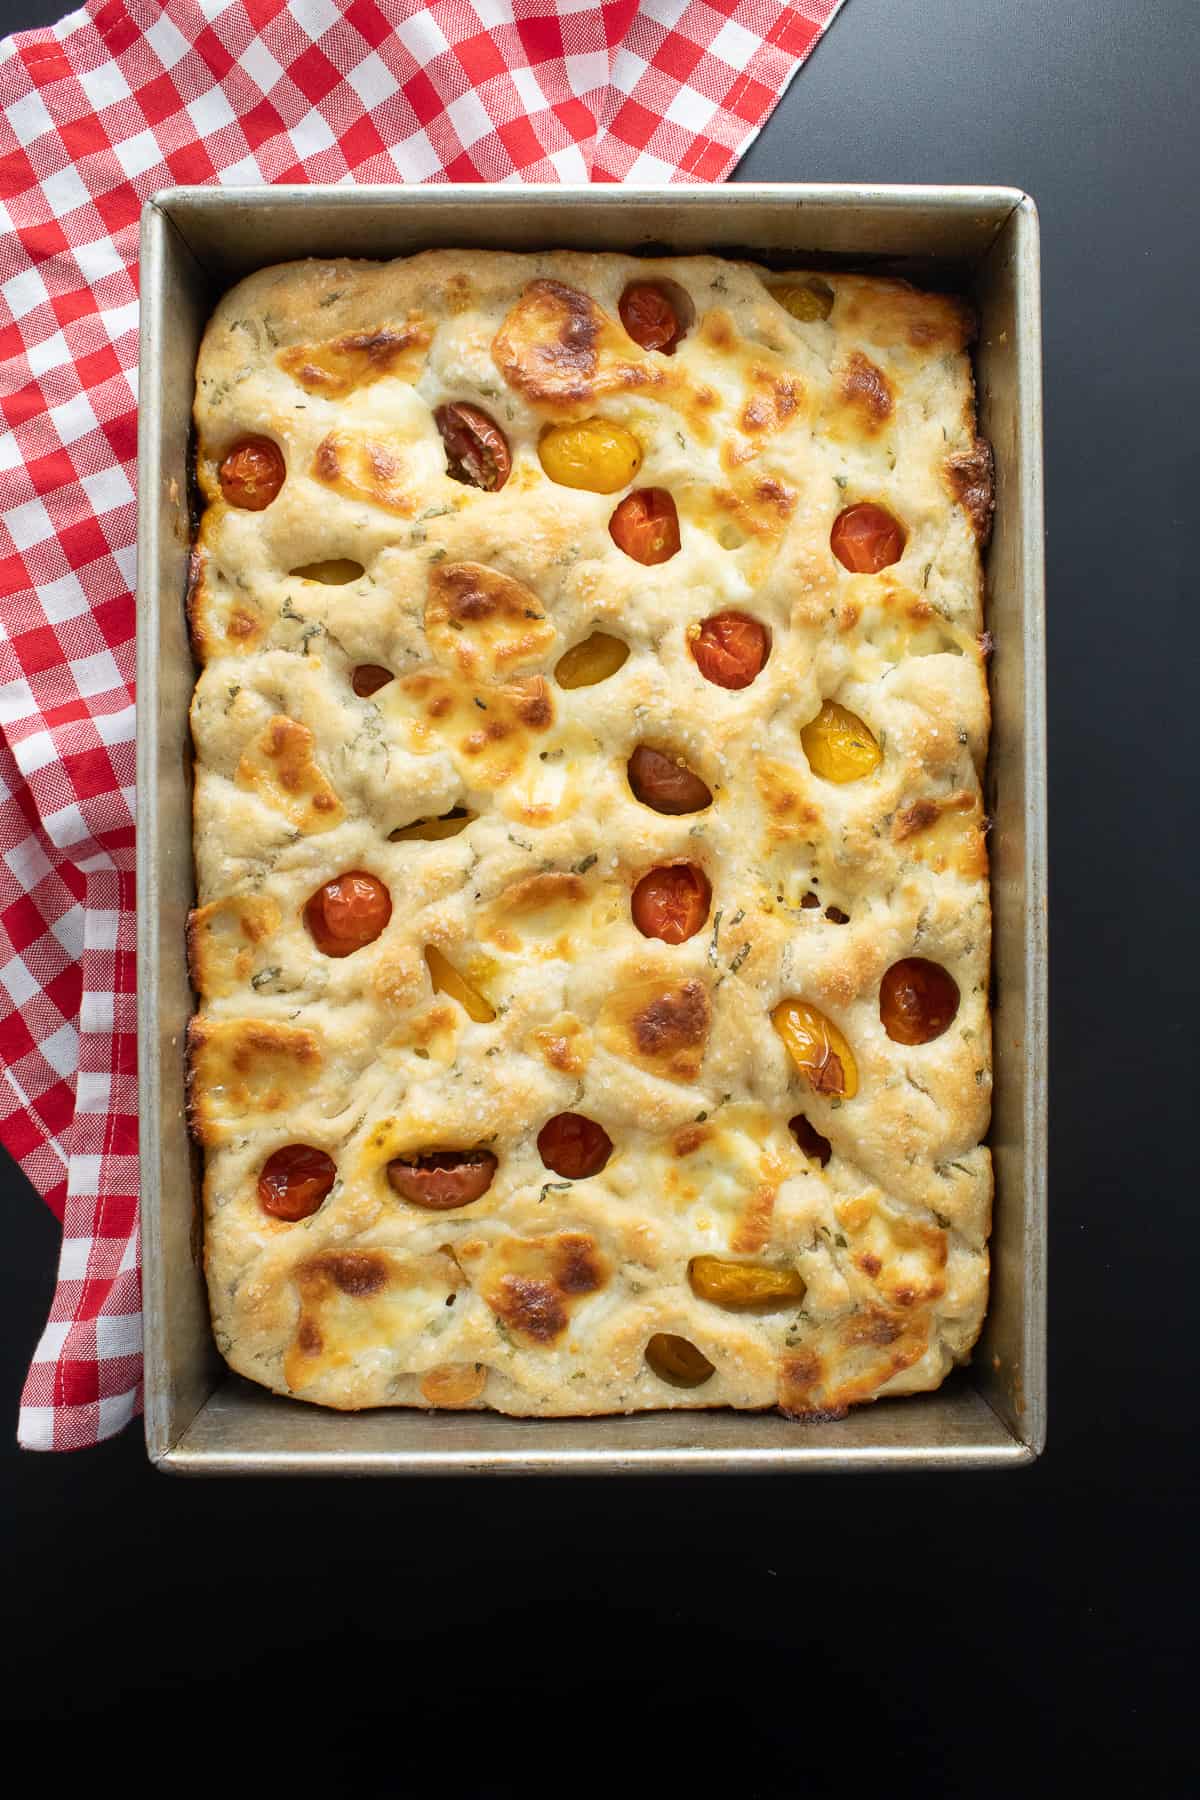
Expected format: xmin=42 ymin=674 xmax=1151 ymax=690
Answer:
xmin=136 ymin=185 xmax=1046 ymax=1474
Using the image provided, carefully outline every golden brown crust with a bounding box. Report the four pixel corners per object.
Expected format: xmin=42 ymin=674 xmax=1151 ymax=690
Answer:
xmin=190 ymin=249 xmax=993 ymax=1420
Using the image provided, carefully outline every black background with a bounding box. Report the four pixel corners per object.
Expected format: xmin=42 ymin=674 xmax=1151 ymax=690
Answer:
xmin=2 ymin=0 xmax=1197 ymax=1787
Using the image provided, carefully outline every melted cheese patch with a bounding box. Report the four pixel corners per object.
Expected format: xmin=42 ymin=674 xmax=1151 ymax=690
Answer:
xmin=235 ymin=715 xmax=343 ymax=832
xmin=466 ymin=1232 xmax=609 ymax=1345
xmin=188 ymin=1018 xmax=321 ymax=1144
xmin=285 ymin=1248 xmax=462 ymax=1394
xmin=492 ymin=278 xmax=663 ymax=407
xmin=312 ymin=431 xmax=417 ymax=514
xmin=597 ymin=972 xmax=711 ymax=1085
xmin=188 ymin=894 xmax=281 ymax=997
xmin=425 ymin=562 xmax=555 ymax=678
xmin=278 ymin=321 xmax=431 ymax=397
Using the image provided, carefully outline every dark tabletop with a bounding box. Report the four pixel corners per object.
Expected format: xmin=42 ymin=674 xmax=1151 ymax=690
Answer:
xmin=2 ymin=0 xmax=1196 ymax=1784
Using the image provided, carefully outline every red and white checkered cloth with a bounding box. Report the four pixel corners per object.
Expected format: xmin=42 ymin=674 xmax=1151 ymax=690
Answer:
xmin=0 ymin=0 xmax=845 ymax=1450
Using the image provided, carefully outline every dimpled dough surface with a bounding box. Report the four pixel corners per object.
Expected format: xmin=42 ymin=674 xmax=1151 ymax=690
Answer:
xmin=189 ymin=250 xmax=994 ymax=1419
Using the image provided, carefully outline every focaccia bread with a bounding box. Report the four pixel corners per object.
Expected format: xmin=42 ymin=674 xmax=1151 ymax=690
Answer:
xmin=187 ymin=250 xmax=994 ymax=1419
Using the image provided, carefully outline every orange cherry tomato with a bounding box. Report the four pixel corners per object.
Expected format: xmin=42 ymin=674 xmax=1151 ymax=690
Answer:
xmin=609 ymin=489 xmax=680 ymax=564
xmin=627 ymin=745 xmax=711 ymax=815
xmin=879 ymin=957 xmax=960 ymax=1044
xmin=691 ymin=612 xmax=770 ymax=689
xmin=619 ymin=282 xmax=680 ymax=353
xmin=218 ymin=436 xmax=285 ymax=510
xmin=304 ymin=871 xmax=392 ymax=957
xmin=830 ymin=502 xmax=906 ymax=574
xmin=789 ymin=1114 xmax=832 ymax=1168
xmin=258 ymin=1144 xmax=336 ymax=1221
xmin=351 ymin=664 xmax=393 ymax=697
xmin=435 ymin=403 xmax=512 ymax=490
xmin=386 ymin=1150 xmax=497 ymax=1209
xmin=537 ymin=1112 xmax=613 ymax=1180
xmin=632 ymin=863 xmax=711 ymax=945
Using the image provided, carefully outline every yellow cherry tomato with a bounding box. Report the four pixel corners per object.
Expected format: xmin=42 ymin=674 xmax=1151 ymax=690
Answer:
xmin=773 ymin=279 xmax=834 ymax=322
xmin=424 ymin=946 xmax=495 ymax=1022
xmin=555 ymin=631 xmax=630 ymax=689
xmin=688 ymin=1256 xmax=807 ymax=1310
xmin=644 ymin=1333 xmax=715 ymax=1387
xmin=772 ymin=998 xmax=858 ymax=1098
xmin=800 ymin=700 xmax=881 ymax=784
xmin=391 ymin=809 xmax=475 ymax=842
xmin=538 ymin=419 xmax=643 ymax=493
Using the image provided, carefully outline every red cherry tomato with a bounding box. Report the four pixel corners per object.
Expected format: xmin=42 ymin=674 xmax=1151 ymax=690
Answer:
xmin=219 ymin=436 xmax=285 ymax=510
xmin=304 ymin=871 xmax=392 ymax=957
xmin=619 ymin=283 xmax=680 ymax=353
xmin=830 ymin=502 xmax=906 ymax=574
xmin=386 ymin=1150 xmax=497 ymax=1209
xmin=435 ymin=403 xmax=512 ymax=490
xmin=537 ymin=1113 xmax=613 ymax=1180
xmin=691 ymin=612 xmax=770 ymax=689
xmin=627 ymin=745 xmax=712 ymax=815
xmin=788 ymin=1114 xmax=832 ymax=1168
xmin=352 ymin=664 xmax=393 ymax=697
xmin=258 ymin=1144 xmax=336 ymax=1220
xmin=609 ymin=489 xmax=681 ymax=564
xmin=631 ymin=863 xmax=712 ymax=945
xmin=879 ymin=957 xmax=960 ymax=1044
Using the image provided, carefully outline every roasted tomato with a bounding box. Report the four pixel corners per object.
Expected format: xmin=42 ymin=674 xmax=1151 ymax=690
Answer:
xmin=772 ymin=998 xmax=859 ymax=1098
xmin=830 ymin=502 xmax=906 ymax=574
xmin=627 ymin=745 xmax=711 ymax=814
xmin=788 ymin=1114 xmax=832 ymax=1168
xmin=608 ymin=488 xmax=680 ymax=564
xmin=879 ymin=957 xmax=960 ymax=1044
xmin=387 ymin=1150 xmax=498 ymax=1209
xmin=688 ymin=1256 xmax=806 ymax=1310
xmin=800 ymin=700 xmax=882 ymax=783
xmin=351 ymin=664 xmax=393 ymax=697
xmin=304 ymin=872 xmax=392 ymax=957
xmin=555 ymin=631 xmax=629 ymax=689
xmin=435 ymin=403 xmax=511 ymax=490
xmin=258 ymin=1144 xmax=336 ymax=1221
xmin=537 ymin=1112 xmax=613 ymax=1180
xmin=644 ymin=1333 xmax=715 ymax=1387
xmin=218 ymin=436 xmax=285 ymax=510
xmin=619 ymin=282 xmax=682 ymax=352
xmin=539 ymin=419 xmax=643 ymax=493
xmin=631 ymin=863 xmax=711 ymax=945
xmin=690 ymin=612 xmax=770 ymax=689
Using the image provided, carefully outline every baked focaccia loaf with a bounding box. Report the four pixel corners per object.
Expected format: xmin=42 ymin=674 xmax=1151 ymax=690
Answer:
xmin=188 ymin=250 xmax=994 ymax=1419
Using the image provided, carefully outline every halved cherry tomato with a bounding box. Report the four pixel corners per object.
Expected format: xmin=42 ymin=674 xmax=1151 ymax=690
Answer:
xmin=644 ymin=1333 xmax=715 ymax=1387
xmin=258 ymin=1144 xmax=336 ymax=1220
xmin=627 ymin=745 xmax=711 ymax=814
xmin=537 ymin=1112 xmax=613 ymax=1180
xmin=879 ymin=957 xmax=960 ymax=1045
xmin=609 ymin=488 xmax=680 ymax=564
xmin=304 ymin=871 xmax=392 ymax=957
xmin=386 ymin=1150 xmax=497 ymax=1209
xmin=619 ymin=282 xmax=680 ymax=353
xmin=631 ymin=863 xmax=711 ymax=945
xmin=789 ymin=1114 xmax=832 ymax=1168
xmin=830 ymin=502 xmax=906 ymax=574
xmin=352 ymin=664 xmax=393 ymax=697
xmin=772 ymin=998 xmax=859 ymax=1098
xmin=691 ymin=612 xmax=770 ymax=689
xmin=219 ymin=436 xmax=285 ymax=510
xmin=435 ymin=403 xmax=511 ymax=490
xmin=688 ymin=1256 xmax=807 ymax=1310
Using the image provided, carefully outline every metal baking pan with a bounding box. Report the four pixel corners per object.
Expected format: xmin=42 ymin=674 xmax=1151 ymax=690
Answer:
xmin=136 ymin=185 xmax=1046 ymax=1474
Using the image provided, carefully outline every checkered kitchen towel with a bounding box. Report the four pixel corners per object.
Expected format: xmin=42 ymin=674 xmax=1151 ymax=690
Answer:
xmin=0 ymin=0 xmax=845 ymax=1450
